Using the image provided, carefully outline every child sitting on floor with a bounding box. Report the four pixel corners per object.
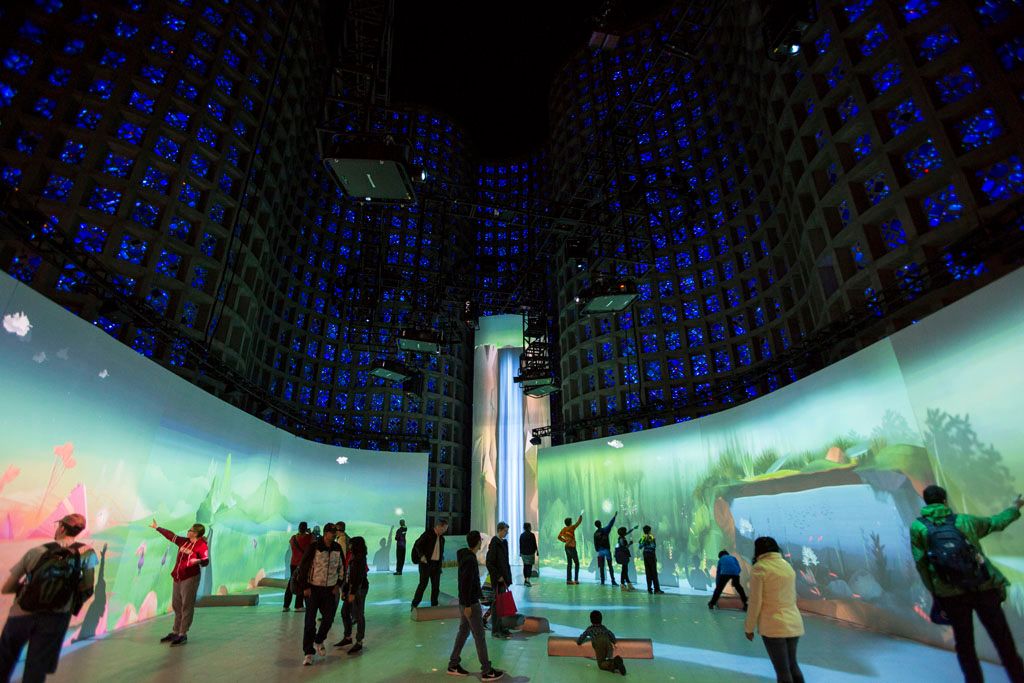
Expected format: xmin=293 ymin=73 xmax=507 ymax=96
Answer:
xmin=576 ymin=610 xmax=627 ymax=675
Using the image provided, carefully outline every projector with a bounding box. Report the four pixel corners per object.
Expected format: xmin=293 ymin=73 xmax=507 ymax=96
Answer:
xmin=322 ymin=141 xmax=417 ymax=203
xmin=520 ymin=376 xmax=560 ymax=397
xmin=576 ymin=279 xmax=638 ymax=314
xmin=397 ymin=328 xmax=441 ymax=354
xmin=369 ymin=359 xmax=413 ymax=382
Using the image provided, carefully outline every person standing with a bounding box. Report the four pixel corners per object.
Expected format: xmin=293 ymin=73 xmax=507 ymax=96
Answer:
xmin=295 ymin=522 xmax=344 ymax=666
xmin=638 ymin=525 xmax=663 ymax=594
xmin=744 ymin=536 xmax=804 ymax=683
xmin=394 ymin=519 xmax=408 ymax=576
xmin=0 ymin=514 xmax=95 ymax=683
xmin=519 ymin=523 xmax=538 ymax=588
xmin=910 ymin=486 xmax=1023 ymax=683
xmin=593 ymin=512 xmax=618 ymax=586
xmin=150 ymin=519 xmax=209 ymax=646
xmin=336 ymin=536 xmax=369 ymax=654
xmin=614 ymin=526 xmax=637 ymax=591
xmin=335 ymin=521 xmax=349 ymax=557
xmin=558 ymin=512 xmax=583 ymax=585
xmin=411 ymin=519 xmax=448 ymax=609
xmin=709 ymin=550 xmax=748 ymax=610
xmin=447 ymin=530 xmax=504 ymax=680
xmin=284 ymin=522 xmax=313 ymax=612
xmin=486 ymin=523 xmax=513 ymax=640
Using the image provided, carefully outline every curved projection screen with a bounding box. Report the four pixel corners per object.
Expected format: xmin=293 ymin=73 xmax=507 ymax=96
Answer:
xmin=0 ymin=273 xmax=427 ymax=637
xmin=539 ymin=268 xmax=1024 ymax=655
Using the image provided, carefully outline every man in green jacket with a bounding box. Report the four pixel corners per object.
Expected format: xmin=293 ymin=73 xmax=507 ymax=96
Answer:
xmin=910 ymin=484 xmax=1024 ymax=683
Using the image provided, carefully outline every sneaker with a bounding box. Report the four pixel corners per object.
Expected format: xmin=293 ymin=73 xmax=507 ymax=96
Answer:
xmin=315 ymin=642 xmax=327 ymax=657
xmin=446 ymin=664 xmax=470 ymax=676
xmin=334 ymin=637 xmax=352 ymax=648
xmin=295 ymin=607 xmax=304 ymax=612
xmin=393 ymin=572 xmax=402 ymax=576
xmin=524 ymin=580 xmax=532 ymax=587
xmin=572 ymin=580 xmax=580 ymax=585
xmin=282 ymin=606 xmax=290 ymax=612
xmin=348 ymin=643 xmax=363 ymax=655
xmin=655 ymin=590 xmax=665 ymax=594
xmin=170 ymin=635 xmax=187 ymax=646
xmin=615 ymin=655 xmax=627 ymax=675
xmin=302 ymin=654 xmax=314 ymax=666
xmin=481 ymin=668 xmax=505 ymax=681
xmin=707 ymin=602 xmax=715 ymax=610
xmin=742 ymin=604 xmax=749 ymax=612
xmin=493 ymin=632 xmax=511 ymax=640
xmin=160 ymin=632 xmax=177 ymax=643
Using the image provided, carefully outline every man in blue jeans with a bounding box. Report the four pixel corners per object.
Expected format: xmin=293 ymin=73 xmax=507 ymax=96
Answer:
xmin=593 ymin=512 xmax=618 ymax=586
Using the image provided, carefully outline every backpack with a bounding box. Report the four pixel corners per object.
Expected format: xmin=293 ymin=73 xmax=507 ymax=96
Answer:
xmin=18 ymin=542 xmax=85 ymax=613
xmin=920 ymin=514 xmax=989 ymax=590
xmin=614 ymin=542 xmax=630 ymax=564
xmin=594 ymin=528 xmax=608 ymax=551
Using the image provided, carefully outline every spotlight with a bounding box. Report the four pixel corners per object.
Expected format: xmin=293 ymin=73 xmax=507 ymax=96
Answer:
xmin=529 ymin=435 xmax=543 ymax=446
xmin=420 ymin=170 xmax=428 ymax=181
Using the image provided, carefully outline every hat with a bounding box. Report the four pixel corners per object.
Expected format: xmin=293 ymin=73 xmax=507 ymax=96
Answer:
xmin=59 ymin=514 xmax=86 ymax=536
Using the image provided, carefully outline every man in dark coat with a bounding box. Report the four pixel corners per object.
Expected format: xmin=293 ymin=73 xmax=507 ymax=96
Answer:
xmin=485 ymin=522 xmax=513 ymax=639
xmin=410 ymin=519 xmax=448 ymax=609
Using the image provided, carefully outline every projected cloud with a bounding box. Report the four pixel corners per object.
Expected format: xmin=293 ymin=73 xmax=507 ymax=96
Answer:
xmin=2 ymin=311 xmax=31 ymax=337
xmin=32 ymin=351 xmax=46 ymax=363
xmin=56 ymin=348 xmax=69 ymax=360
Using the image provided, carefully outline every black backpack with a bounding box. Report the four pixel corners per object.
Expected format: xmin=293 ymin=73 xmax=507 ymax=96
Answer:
xmin=594 ymin=528 xmax=608 ymax=551
xmin=920 ymin=514 xmax=989 ymax=590
xmin=18 ymin=542 xmax=85 ymax=613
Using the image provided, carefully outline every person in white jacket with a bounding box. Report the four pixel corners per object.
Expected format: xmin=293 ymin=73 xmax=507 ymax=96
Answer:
xmin=743 ymin=536 xmax=805 ymax=683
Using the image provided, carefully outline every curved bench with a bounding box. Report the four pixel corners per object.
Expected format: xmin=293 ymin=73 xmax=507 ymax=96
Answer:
xmin=547 ymin=636 xmax=653 ymax=659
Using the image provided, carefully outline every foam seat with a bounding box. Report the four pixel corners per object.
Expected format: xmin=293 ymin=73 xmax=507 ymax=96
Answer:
xmin=520 ymin=616 xmax=550 ymax=633
xmin=197 ymin=594 xmax=259 ymax=607
xmin=715 ymin=595 xmax=746 ymax=610
xmin=437 ymin=592 xmax=459 ymax=606
xmin=410 ymin=604 xmax=462 ymax=621
xmin=547 ymin=636 xmax=653 ymax=659
xmin=256 ymin=577 xmax=289 ymax=588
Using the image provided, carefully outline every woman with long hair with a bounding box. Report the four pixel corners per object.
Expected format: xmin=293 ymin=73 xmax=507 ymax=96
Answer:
xmin=743 ymin=537 xmax=804 ymax=683
xmin=336 ymin=536 xmax=369 ymax=653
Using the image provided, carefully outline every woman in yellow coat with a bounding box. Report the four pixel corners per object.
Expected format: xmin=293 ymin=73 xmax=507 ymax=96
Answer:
xmin=743 ymin=537 xmax=805 ymax=683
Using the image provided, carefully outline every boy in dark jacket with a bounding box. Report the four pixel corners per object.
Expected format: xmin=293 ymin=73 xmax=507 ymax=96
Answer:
xmin=593 ymin=512 xmax=618 ymax=586
xmin=447 ymin=531 xmax=504 ymax=680
xmin=519 ymin=523 xmax=538 ymax=587
xmin=486 ymin=523 xmax=513 ymax=639
xmin=577 ymin=610 xmax=626 ymax=675
xmin=295 ymin=523 xmax=344 ymax=666
xmin=638 ymin=526 xmax=664 ymax=594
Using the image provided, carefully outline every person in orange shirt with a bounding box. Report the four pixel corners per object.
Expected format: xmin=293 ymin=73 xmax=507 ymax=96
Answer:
xmin=557 ymin=511 xmax=584 ymax=585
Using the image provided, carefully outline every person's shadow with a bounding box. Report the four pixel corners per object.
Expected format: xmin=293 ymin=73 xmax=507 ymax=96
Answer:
xmin=74 ymin=543 xmax=108 ymax=642
xmin=372 ymin=526 xmax=394 ymax=571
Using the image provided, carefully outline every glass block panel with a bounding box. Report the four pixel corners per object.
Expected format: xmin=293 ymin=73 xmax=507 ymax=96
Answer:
xmin=864 ymin=171 xmax=891 ymax=205
xmin=59 ymin=140 xmax=87 ymax=165
xmin=860 ymin=24 xmax=888 ymax=57
xmin=902 ymin=0 xmax=939 ymax=21
xmin=116 ymin=234 xmax=147 ymax=263
xmin=853 ymin=133 xmax=873 ymax=161
xmin=956 ymin=108 xmax=1004 ymax=151
xmin=887 ymin=98 xmax=923 ymax=137
xmin=933 ymin=65 xmax=981 ymax=105
xmin=997 ymin=36 xmax=1024 ymax=71
xmin=871 ymin=61 xmax=902 ymax=95
xmin=917 ymin=25 xmax=958 ymax=62
xmin=155 ymin=250 xmax=182 ymax=278
xmin=903 ymin=138 xmax=943 ymax=179
xmin=922 ymin=184 xmax=963 ymax=227
xmin=41 ymin=174 xmax=73 ymax=201
xmin=73 ymin=222 xmax=108 ymax=253
xmin=976 ymin=155 xmax=1024 ymax=203
xmin=880 ymin=218 xmax=907 ymax=250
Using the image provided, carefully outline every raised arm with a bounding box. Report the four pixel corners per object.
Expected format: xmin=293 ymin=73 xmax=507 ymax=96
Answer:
xmin=602 ymin=512 xmax=618 ymax=534
xmin=571 ymin=514 xmax=583 ymax=530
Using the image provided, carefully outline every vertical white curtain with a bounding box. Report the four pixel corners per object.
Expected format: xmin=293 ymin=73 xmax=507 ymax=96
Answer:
xmin=497 ymin=348 xmax=524 ymax=560
xmin=471 ymin=345 xmax=499 ymax=537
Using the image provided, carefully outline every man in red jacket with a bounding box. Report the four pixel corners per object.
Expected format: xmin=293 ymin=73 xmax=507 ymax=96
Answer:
xmin=151 ymin=519 xmax=209 ymax=646
xmin=284 ymin=522 xmax=313 ymax=612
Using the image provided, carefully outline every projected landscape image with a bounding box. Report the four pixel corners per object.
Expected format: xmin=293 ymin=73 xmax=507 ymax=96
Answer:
xmin=0 ymin=273 xmax=427 ymax=641
xmin=540 ymin=269 xmax=1024 ymax=652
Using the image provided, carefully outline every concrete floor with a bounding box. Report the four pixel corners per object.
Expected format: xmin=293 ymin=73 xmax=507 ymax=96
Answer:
xmin=21 ymin=570 xmax=1002 ymax=682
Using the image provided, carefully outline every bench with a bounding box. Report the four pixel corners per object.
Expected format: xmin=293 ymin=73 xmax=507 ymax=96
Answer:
xmin=520 ymin=616 xmax=550 ymax=633
xmin=197 ymin=594 xmax=260 ymax=607
xmin=547 ymin=636 xmax=653 ymax=659
xmin=256 ymin=577 xmax=289 ymax=589
xmin=410 ymin=604 xmax=462 ymax=621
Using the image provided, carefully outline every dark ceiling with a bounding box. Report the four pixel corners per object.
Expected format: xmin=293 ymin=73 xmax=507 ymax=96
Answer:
xmin=389 ymin=1 xmax=666 ymax=159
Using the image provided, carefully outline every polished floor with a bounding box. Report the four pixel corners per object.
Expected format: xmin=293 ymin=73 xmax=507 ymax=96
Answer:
xmin=20 ymin=569 xmax=1002 ymax=682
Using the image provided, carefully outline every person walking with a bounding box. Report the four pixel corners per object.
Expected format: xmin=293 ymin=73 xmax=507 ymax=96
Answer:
xmin=486 ymin=523 xmax=513 ymax=640
xmin=709 ymin=550 xmax=748 ymax=610
xmin=638 ymin=525 xmax=663 ymax=594
xmin=284 ymin=522 xmax=313 ymax=612
xmin=0 ymin=514 xmax=95 ymax=683
xmin=558 ymin=512 xmax=583 ymax=585
xmin=150 ymin=518 xmax=209 ymax=646
xmin=411 ymin=519 xmax=448 ymax=609
xmin=394 ymin=519 xmax=408 ymax=576
xmin=447 ymin=530 xmax=504 ymax=680
xmin=744 ymin=536 xmax=804 ymax=683
xmin=910 ymin=485 xmax=1024 ymax=683
xmin=295 ymin=522 xmax=344 ymax=666
xmin=336 ymin=536 xmax=369 ymax=654
xmin=593 ymin=512 xmax=618 ymax=586
xmin=519 ymin=523 xmax=538 ymax=587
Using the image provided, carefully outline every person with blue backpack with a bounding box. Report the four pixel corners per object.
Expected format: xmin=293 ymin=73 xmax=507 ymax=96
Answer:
xmin=910 ymin=484 xmax=1024 ymax=683
xmin=0 ymin=513 xmax=95 ymax=682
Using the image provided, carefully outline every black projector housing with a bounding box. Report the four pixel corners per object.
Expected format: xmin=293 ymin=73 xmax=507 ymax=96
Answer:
xmin=398 ymin=328 xmax=441 ymax=354
xmin=576 ymin=278 xmax=639 ymax=314
xmin=322 ymin=141 xmax=417 ymax=203
xmin=369 ymin=359 xmax=413 ymax=382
